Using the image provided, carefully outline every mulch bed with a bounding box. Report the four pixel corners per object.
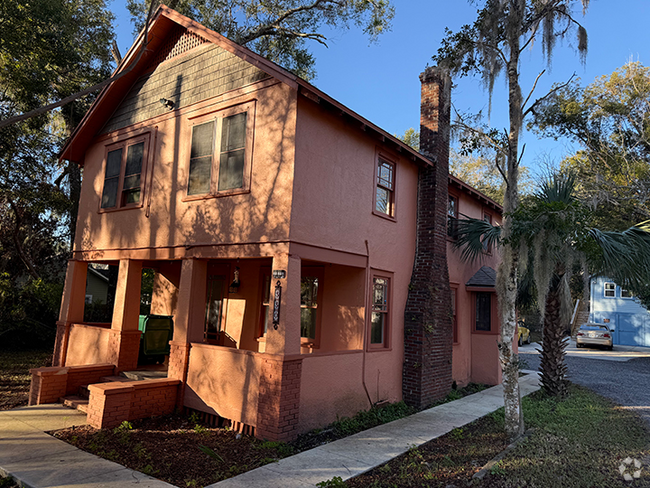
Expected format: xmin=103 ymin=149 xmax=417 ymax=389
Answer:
xmin=51 ymin=414 xmax=294 ymax=487
xmin=345 ymin=414 xmax=509 ymax=487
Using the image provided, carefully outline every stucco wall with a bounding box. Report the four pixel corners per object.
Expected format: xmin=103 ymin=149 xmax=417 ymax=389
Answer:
xmin=299 ymin=352 xmax=369 ymax=432
xmin=65 ymin=324 xmax=111 ymax=366
xmin=291 ymin=95 xmax=419 ymax=401
xmin=184 ymin=344 xmax=261 ymax=427
xmin=75 ymin=80 xmax=297 ymax=257
xmin=447 ymin=186 xmax=502 ymax=386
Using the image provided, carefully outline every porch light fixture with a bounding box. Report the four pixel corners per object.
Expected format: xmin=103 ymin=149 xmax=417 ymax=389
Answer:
xmin=159 ymin=98 xmax=175 ymax=110
xmin=229 ymin=267 xmax=241 ymax=293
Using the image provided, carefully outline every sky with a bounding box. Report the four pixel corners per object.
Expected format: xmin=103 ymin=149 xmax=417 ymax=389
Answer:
xmin=110 ymin=0 xmax=650 ymax=173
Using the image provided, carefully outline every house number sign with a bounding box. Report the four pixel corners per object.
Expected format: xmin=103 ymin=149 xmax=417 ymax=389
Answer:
xmin=272 ymin=280 xmax=282 ymax=329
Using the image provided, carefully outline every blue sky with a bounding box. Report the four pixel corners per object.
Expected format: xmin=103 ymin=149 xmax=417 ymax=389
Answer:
xmin=111 ymin=1 xmax=650 ymax=172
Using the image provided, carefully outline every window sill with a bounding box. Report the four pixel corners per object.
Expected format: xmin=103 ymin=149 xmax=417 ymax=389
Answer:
xmin=367 ymin=345 xmax=392 ymax=352
xmin=182 ymin=188 xmax=251 ymax=202
xmin=372 ymin=210 xmax=396 ymax=222
xmin=98 ymin=202 xmax=144 ymax=213
xmin=471 ymin=329 xmax=499 ymax=336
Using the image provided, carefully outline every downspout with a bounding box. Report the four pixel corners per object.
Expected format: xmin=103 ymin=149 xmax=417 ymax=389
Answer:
xmin=361 ymin=239 xmax=373 ymax=407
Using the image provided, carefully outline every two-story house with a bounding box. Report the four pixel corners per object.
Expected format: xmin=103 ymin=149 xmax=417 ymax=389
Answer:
xmin=29 ymin=5 xmax=506 ymax=441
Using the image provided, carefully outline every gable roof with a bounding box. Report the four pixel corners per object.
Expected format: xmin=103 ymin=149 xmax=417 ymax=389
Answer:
xmin=449 ymin=174 xmax=502 ymax=213
xmin=60 ymin=5 xmax=430 ymax=167
xmin=465 ymin=266 xmax=497 ymax=288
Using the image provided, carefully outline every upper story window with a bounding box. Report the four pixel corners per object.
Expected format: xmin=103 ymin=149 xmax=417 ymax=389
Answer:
xmin=374 ymin=156 xmax=395 ymax=218
xmin=448 ymin=195 xmax=458 ymax=239
xmin=483 ymin=213 xmax=493 ymax=253
xmin=186 ymin=101 xmax=254 ymax=198
xmin=101 ymin=134 xmax=149 ymax=210
xmin=604 ymin=282 xmax=616 ymax=298
xmin=621 ymin=288 xmax=633 ymax=298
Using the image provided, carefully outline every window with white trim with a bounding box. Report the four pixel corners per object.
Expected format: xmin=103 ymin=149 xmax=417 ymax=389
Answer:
xmin=621 ymin=288 xmax=633 ymax=298
xmin=604 ymin=282 xmax=616 ymax=297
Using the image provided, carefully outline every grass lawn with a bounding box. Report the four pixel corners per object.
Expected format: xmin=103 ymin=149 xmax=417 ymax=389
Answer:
xmin=343 ymin=384 xmax=650 ymax=487
xmin=0 ymin=349 xmax=52 ymax=410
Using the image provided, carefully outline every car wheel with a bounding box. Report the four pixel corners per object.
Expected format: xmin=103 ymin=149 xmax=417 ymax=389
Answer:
xmin=518 ymin=336 xmax=523 ymax=347
xmin=525 ymin=335 xmax=531 ymax=344
xmin=608 ymin=345 xmax=613 ymax=351
xmin=576 ymin=343 xmax=582 ymax=348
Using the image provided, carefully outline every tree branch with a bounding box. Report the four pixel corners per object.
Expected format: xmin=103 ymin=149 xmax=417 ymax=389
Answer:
xmin=0 ymin=0 xmax=158 ymax=131
xmin=523 ymin=73 xmax=576 ymax=119
xmin=522 ymin=69 xmax=546 ymax=113
xmin=238 ymin=0 xmax=341 ymax=45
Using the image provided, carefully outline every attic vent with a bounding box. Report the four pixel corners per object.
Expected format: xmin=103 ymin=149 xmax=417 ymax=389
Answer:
xmin=153 ymin=27 xmax=208 ymax=66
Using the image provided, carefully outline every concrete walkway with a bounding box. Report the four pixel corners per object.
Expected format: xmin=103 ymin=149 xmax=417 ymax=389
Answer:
xmin=0 ymin=373 xmax=540 ymax=488
xmin=207 ymin=372 xmax=541 ymax=488
xmin=0 ymin=404 xmax=174 ymax=488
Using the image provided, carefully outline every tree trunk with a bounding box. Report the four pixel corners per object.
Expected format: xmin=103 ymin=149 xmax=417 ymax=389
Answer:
xmin=540 ymin=277 xmax=569 ymax=397
xmin=498 ymin=0 xmax=526 ymax=441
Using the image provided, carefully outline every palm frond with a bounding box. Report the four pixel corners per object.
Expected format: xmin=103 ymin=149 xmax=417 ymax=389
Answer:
xmin=589 ymin=220 xmax=650 ymax=289
xmin=453 ymin=217 xmax=502 ymax=263
xmin=535 ymin=171 xmax=577 ymax=204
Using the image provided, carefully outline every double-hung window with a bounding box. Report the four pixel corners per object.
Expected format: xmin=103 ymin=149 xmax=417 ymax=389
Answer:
xmin=604 ymin=282 xmax=616 ymax=298
xmin=448 ymin=195 xmax=458 ymax=239
xmin=101 ymin=134 xmax=149 ymax=210
xmin=187 ymin=102 xmax=254 ymax=197
xmin=369 ymin=274 xmax=391 ymax=349
xmin=374 ymin=156 xmax=395 ymax=218
xmin=300 ymin=267 xmax=324 ymax=347
xmin=475 ymin=292 xmax=492 ymax=332
xmin=483 ymin=213 xmax=493 ymax=253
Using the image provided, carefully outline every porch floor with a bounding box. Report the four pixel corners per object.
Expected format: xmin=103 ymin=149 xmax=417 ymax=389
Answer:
xmin=122 ymin=363 xmax=168 ymax=381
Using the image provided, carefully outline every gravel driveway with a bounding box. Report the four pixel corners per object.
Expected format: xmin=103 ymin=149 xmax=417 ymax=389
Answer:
xmin=519 ymin=343 xmax=650 ymax=427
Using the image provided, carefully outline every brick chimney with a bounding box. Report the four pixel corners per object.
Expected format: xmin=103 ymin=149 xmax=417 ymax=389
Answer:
xmin=402 ymin=67 xmax=453 ymax=408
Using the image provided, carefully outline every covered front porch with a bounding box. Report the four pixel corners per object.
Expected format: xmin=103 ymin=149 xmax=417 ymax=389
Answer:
xmin=39 ymin=243 xmax=376 ymax=440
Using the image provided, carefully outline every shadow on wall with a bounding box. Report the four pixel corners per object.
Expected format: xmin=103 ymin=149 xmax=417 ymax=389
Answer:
xmin=185 ymin=345 xmax=260 ymax=427
xmin=77 ymin=78 xmax=297 ymax=255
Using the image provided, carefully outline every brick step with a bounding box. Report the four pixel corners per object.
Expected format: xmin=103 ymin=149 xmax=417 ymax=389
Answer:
xmin=61 ymin=395 xmax=89 ymax=414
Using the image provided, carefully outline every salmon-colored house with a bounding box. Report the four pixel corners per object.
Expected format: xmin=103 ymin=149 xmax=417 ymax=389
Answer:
xmin=29 ymin=6 xmax=504 ymax=441
xmin=447 ymin=177 xmax=503 ymax=387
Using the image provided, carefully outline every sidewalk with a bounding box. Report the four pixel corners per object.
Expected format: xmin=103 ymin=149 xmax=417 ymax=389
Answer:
xmin=208 ymin=372 xmax=541 ymax=487
xmin=0 ymin=373 xmax=540 ymax=488
xmin=0 ymin=404 xmax=174 ymax=488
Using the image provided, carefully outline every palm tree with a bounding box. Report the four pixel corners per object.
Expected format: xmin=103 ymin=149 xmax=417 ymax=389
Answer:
xmin=455 ymin=172 xmax=650 ymax=396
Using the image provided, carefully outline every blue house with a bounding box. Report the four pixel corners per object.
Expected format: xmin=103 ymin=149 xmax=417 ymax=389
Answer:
xmin=590 ymin=276 xmax=650 ymax=347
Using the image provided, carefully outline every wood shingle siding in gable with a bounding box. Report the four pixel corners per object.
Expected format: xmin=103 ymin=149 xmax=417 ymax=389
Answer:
xmin=101 ymin=43 xmax=270 ymax=134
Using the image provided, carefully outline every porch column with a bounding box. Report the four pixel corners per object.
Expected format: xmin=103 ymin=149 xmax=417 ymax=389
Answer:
xmin=107 ymin=259 xmax=142 ymax=371
xmin=54 ymin=260 xmax=88 ymax=366
xmin=265 ymin=253 xmax=301 ymax=355
xmin=256 ymin=252 xmax=303 ymax=442
xmin=168 ymin=259 xmax=207 ymax=402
